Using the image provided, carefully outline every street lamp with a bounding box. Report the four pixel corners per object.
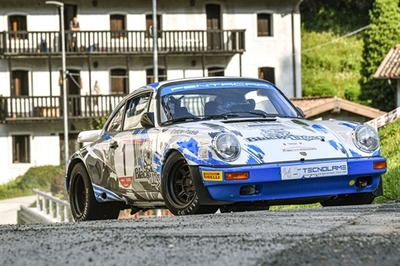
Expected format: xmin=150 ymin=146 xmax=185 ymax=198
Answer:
xmin=46 ymin=1 xmax=69 ymax=169
xmin=152 ymin=0 xmax=158 ymax=82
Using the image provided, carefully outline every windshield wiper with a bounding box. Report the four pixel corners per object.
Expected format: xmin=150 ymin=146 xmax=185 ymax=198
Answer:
xmin=170 ymin=116 xmax=201 ymax=123
xmin=202 ymin=113 xmax=240 ymax=120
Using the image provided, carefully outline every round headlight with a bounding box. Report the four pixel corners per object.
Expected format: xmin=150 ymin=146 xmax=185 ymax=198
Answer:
xmin=213 ymin=133 xmax=241 ymax=161
xmin=352 ymin=125 xmax=379 ymax=152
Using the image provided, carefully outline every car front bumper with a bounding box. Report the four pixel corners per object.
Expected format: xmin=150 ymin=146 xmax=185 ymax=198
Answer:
xmin=191 ymin=157 xmax=387 ymax=205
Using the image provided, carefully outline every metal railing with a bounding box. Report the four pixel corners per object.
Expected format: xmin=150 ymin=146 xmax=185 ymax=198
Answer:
xmin=0 ymin=94 xmax=124 ymax=122
xmin=0 ymin=29 xmax=245 ymax=55
xmin=32 ymin=188 xmax=72 ymax=223
xmin=17 ymin=189 xmax=172 ymax=224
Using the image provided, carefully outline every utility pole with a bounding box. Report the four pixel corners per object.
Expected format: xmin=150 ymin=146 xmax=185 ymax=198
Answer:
xmin=46 ymin=1 xmax=69 ymax=169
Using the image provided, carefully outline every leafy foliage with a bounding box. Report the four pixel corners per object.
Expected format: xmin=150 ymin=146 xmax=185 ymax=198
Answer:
xmin=300 ymin=1 xmax=371 ymax=100
xmin=301 ymin=30 xmax=365 ymax=99
xmin=88 ymin=116 xmax=108 ymax=130
xmin=301 ymin=0 xmax=373 ymax=34
xmin=374 ymin=119 xmax=400 ymax=203
xmin=359 ymin=0 xmax=400 ymax=111
xmin=0 ymin=165 xmax=65 ymax=200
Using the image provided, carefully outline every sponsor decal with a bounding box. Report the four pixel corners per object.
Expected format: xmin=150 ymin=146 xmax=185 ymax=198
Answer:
xmin=281 ymin=162 xmax=348 ymax=180
xmin=202 ymin=171 xmax=223 ymax=181
xmin=282 ymin=146 xmax=317 ymax=152
xmin=246 ymin=129 xmax=324 ymax=142
xmin=170 ymin=129 xmax=199 ymax=135
xmin=118 ymin=176 xmax=133 ymax=188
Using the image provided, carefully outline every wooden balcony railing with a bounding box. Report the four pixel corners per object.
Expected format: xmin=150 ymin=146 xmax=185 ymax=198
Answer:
xmin=0 ymin=95 xmax=124 ymax=123
xmin=0 ymin=29 xmax=245 ymax=55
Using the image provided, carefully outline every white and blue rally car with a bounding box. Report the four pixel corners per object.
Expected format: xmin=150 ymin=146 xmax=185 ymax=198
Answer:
xmin=66 ymin=77 xmax=387 ymax=220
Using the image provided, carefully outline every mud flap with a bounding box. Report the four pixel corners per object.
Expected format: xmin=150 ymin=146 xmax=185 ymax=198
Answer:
xmin=372 ymin=176 xmax=383 ymax=197
xmin=188 ymin=166 xmax=230 ymax=205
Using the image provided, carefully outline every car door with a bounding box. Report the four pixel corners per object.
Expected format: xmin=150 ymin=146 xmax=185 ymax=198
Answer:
xmin=107 ymin=92 xmax=161 ymax=200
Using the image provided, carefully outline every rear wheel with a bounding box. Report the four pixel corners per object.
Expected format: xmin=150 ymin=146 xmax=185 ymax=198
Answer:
xmin=161 ymin=152 xmax=219 ymax=215
xmin=69 ymin=162 xmax=121 ymax=221
xmin=320 ymin=193 xmax=375 ymax=207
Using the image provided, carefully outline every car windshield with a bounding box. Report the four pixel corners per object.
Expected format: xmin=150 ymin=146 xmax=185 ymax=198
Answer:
xmin=159 ymin=81 xmax=300 ymax=124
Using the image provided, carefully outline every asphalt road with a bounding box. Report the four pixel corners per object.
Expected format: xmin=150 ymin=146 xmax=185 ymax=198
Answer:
xmin=0 ymin=201 xmax=399 ymax=266
xmin=0 ymin=196 xmax=36 ymax=225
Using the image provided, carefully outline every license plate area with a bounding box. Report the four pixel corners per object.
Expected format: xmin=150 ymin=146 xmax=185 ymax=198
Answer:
xmin=281 ymin=162 xmax=348 ymax=180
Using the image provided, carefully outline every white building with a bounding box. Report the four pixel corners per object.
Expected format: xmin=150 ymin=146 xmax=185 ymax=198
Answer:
xmin=0 ymin=0 xmax=302 ymax=183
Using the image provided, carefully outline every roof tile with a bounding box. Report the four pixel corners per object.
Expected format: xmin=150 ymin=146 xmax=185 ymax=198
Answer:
xmin=374 ymin=44 xmax=400 ymax=79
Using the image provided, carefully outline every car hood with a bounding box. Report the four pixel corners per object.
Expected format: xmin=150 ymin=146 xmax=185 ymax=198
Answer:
xmin=171 ymin=117 xmax=375 ymax=165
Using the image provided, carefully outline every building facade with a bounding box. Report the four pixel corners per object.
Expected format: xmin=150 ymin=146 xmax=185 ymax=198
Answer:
xmin=0 ymin=0 xmax=302 ymax=183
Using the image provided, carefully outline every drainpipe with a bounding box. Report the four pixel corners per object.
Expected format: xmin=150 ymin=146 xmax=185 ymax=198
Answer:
xmin=291 ymin=0 xmax=303 ymax=98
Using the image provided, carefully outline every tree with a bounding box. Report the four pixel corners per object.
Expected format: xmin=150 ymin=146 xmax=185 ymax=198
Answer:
xmin=359 ymin=0 xmax=400 ymax=111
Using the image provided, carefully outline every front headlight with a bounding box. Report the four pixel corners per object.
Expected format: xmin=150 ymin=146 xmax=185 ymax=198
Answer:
xmin=213 ymin=133 xmax=241 ymax=161
xmin=352 ymin=125 xmax=379 ymax=152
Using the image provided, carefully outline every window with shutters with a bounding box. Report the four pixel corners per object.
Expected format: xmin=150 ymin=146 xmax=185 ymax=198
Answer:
xmin=12 ymin=70 xmax=29 ymax=96
xmin=110 ymin=14 xmax=126 ymax=38
xmin=259 ymin=67 xmax=275 ymax=84
xmin=146 ymin=68 xmax=167 ymax=84
xmin=257 ymin=13 xmax=273 ymax=37
xmin=8 ymin=15 xmax=27 ymax=39
xmin=146 ymin=14 xmax=162 ymax=38
xmin=111 ymin=69 xmax=128 ymax=94
xmin=208 ymin=67 xmax=225 ymax=77
xmin=12 ymin=135 xmax=30 ymax=163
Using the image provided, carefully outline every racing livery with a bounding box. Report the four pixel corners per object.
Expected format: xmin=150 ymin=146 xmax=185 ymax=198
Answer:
xmin=66 ymin=77 xmax=387 ymax=220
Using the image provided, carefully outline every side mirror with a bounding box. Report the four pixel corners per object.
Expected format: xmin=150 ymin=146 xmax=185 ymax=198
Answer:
xmin=77 ymin=130 xmax=101 ymax=144
xmin=141 ymin=112 xmax=155 ymax=128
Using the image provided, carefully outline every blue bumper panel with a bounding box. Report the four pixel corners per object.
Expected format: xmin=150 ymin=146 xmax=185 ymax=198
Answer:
xmin=199 ymin=157 xmax=386 ymax=202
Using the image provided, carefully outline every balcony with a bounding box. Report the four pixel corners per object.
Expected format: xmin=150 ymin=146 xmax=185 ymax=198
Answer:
xmin=0 ymin=95 xmax=124 ymax=123
xmin=0 ymin=29 xmax=245 ymax=56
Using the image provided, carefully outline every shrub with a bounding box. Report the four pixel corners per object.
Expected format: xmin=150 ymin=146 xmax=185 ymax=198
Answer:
xmin=0 ymin=165 xmax=65 ymax=200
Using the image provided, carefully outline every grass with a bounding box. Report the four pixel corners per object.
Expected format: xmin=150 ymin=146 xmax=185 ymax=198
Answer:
xmin=301 ymin=31 xmax=364 ymax=101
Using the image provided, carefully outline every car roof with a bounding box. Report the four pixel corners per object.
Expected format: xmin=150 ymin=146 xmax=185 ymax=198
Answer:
xmin=121 ymin=76 xmax=276 ymax=103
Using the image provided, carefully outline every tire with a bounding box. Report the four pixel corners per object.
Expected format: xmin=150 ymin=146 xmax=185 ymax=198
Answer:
xmin=220 ymin=202 xmax=270 ymax=213
xmin=320 ymin=193 xmax=375 ymax=207
xmin=161 ymin=152 xmax=219 ymax=215
xmin=69 ymin=162 xmax=121 ymax=221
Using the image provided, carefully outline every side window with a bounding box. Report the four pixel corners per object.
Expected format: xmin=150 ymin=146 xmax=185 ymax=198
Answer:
xmin=106 ymin=106 xmax=124 ymax=132
xmin=123 ymin=93 xmax=151 ymax=130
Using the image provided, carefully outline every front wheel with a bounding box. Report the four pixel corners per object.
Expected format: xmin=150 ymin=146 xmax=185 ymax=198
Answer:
xmin=161 ymin=152 xmax=218 ymax=215
xmin=69 ymin=162 xmax=121 ymax=221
